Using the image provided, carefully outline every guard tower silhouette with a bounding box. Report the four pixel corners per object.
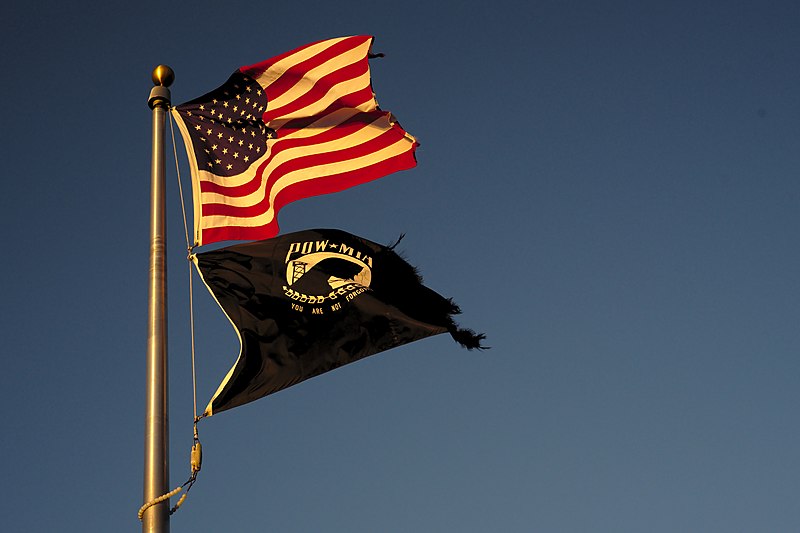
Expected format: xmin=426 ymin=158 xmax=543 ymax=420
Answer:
xmin=291 ymin=261 xmax=307 ymax=284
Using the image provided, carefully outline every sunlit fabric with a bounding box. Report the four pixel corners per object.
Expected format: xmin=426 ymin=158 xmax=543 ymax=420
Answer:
xmin=172 ymin=36 xmax=418 ymax=246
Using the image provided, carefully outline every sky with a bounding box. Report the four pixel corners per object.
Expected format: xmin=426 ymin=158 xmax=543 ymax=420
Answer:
xmin=2 ymin=0 xmax=799 ymax=531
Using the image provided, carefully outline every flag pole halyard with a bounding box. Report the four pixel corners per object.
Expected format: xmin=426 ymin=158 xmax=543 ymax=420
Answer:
xmin=143 ymin=65 xmax=174 ymax=533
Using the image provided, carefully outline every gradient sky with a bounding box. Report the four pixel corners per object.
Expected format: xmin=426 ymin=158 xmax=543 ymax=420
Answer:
xmin=2 ymin=1 xmax=799 ymax=531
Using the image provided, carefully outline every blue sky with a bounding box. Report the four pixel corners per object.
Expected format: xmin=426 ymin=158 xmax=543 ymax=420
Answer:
xmin=2 ymin=1 xmax=799 ymax=531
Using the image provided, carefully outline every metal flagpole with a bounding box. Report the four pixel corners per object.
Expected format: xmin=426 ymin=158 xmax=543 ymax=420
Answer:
xmin=143 ymin=65 xmax=174 ymax=533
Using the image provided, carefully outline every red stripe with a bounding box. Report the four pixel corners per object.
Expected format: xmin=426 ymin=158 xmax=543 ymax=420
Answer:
xmin=200 ymin=111 xmax=388 ymax=198
xmin=191 ymin=35 xmax=420 ymax=246
xmin=202 ymin=122 xmax=412 ymax=217
xmin=260 ymin=37 xmax=368 ymax=102
xmin=201 ymin=136 xmax=416 ymax=219
xmin=201 ymin=221 xmax=281 ymax=244
xmin=240 ymin=36 xmax=371 ymax=84
xmin=200 ymin=150 xmax=417 ymax=244
xmin=262 ymin=59 xmax=371 ymax=123
xmin=268 ymin=150 xmax=417 ymax=215
xmin=271 ymin=87 xmax=375 ymax=133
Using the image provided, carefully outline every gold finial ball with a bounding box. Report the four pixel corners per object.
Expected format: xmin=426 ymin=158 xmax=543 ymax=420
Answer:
xmin=151 ymin=65 xmax=175 ymax=87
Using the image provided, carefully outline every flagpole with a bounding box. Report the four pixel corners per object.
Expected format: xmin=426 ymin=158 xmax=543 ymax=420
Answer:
xmin=143 ymin=65 xmax=174 ymax=533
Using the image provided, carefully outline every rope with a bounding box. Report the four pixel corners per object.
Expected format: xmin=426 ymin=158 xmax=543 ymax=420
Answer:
xmin=138 ymin=485 xmax=184 ymax=520
xmin=137 ymin=455 xmax=200 ymax=521
xmin=138 ymin=436 xmax=201 ymax=519
xmin=169 ymin=109 xmax=201 ymax=423
xmin=189 ymin=257 xmax=198 ymax=421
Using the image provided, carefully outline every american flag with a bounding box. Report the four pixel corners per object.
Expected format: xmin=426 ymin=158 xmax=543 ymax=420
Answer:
xmin=172 ymin=36 xmax=418 ymax=246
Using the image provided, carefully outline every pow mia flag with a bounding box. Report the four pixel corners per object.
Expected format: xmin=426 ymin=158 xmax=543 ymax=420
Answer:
xmin=194 ymin=228 xmax=486 ymax=415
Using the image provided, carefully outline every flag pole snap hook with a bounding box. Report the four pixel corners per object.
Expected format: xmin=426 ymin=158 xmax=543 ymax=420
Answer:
xmin=137 ymin=436 xmax=203 ymax=521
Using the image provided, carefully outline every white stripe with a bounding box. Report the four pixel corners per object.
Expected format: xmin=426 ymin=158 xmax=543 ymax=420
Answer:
xmin=265 ymin=39 xmax=374 ymax=113
xmin=274 ymin=107 xmax=362 ymax=142
xmin=266 ymin=71 xmax=375 ymax=127
xmin=200 ymin=134 xmax=414 ymax=230
xmin=251 ymin=36 xmax=352 ymax=89
xmin=200 ymin=113 xmax=394 ymax=206
xmin=197 ymin=107 xmax=363 ymax=189
xmin=265 ymin=89 xmax=376 ymax=137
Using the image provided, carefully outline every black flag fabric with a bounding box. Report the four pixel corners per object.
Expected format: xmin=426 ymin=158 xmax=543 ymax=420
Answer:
xmin=195 ymin=228 xmax=485 ymax=415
